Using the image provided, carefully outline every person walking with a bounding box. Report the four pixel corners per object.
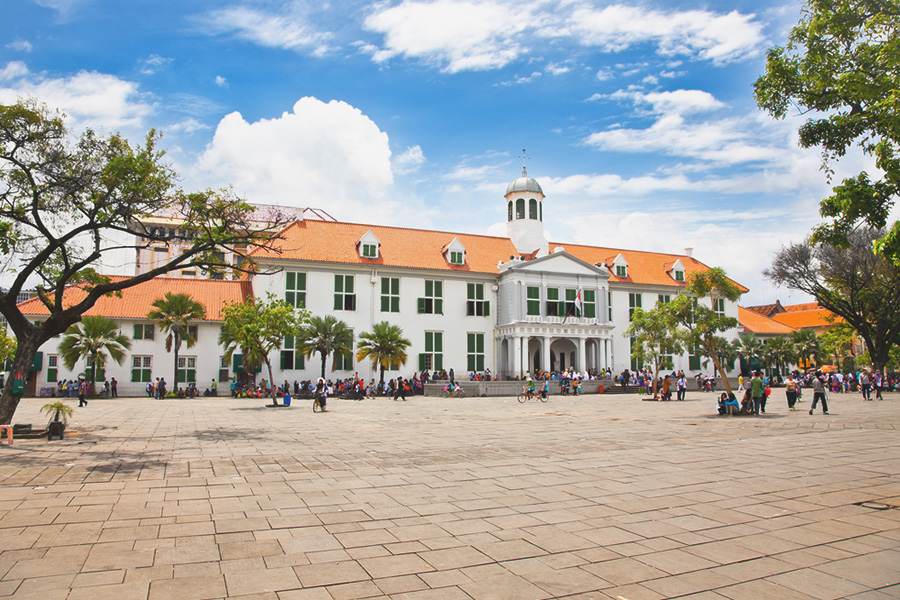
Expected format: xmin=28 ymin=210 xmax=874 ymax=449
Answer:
xmin=874 ymin=371 xmax=884 ymax=400
xmin=750 ymin=371 xmax=765 ymax=415
xmin=860 ymin=370 xmax=872 ymax=400
xmin=78 ymin=378 xmax=88 ymax=407
xmin=394 ymin=377 xmax=408 ymax=401
xmin=677 ymin=371 xmax=687 ymax=401
xmin=110 ymin=377 xmax=118 ymax=398
xmin=809 ymin=370 xmax=829 ymax=414
xmin=785 ymin=373 xmax=799 ymax=410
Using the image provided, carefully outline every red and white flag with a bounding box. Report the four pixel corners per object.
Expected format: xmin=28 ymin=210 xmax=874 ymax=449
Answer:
xmin=575 ymin=290 xmax=583 ymax=314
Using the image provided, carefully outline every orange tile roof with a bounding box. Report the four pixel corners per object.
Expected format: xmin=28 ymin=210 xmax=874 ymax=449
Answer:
xmin=771 ymin=304 xmax=835 ymax=329
xmin=252 ymin=220 xmax=520 ymax=274
xmin=781 ymin=302 xmax=820 ymax=313
xmin=554 ymin=242 xmax=749 ymax=291
xmin=17 ymin=276 xmax=252 ymax=321
xmin=252 ymin=220 xmax=747 ymax=289
xmin=738 ymin=306 xmax=796 ymax=335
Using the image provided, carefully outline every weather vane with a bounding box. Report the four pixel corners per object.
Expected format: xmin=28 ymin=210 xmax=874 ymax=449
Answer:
xmin=521 ymin=148 xmax=529 ymax=175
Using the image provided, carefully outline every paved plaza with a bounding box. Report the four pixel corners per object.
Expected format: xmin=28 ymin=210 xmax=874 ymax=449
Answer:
xmin=0 ymin=390 xmax=899 ymax=600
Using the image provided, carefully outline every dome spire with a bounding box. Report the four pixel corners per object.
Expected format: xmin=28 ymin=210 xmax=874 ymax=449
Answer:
xmin=521 ymin=148 xmax=529 ymax=177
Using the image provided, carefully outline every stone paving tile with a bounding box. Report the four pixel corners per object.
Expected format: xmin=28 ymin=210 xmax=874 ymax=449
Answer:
xmin=2 ymin=393 xmax=900 ymax=599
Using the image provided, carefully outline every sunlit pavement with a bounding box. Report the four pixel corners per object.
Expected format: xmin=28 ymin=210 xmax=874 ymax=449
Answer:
xmin=1 ymin=391 xmax=898 ymax=599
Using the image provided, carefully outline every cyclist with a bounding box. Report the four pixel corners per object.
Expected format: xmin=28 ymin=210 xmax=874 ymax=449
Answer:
xmin=524 ymin=377 xmax=536 ymax=398
xmin=314 ymin=377 xmax=328 ymax=412
xmin=541 ymin=379 xmax=550 ymax=399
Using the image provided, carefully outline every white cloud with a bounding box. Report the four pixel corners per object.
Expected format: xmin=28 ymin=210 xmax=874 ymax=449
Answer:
xmin=0 ymin=65 xmax=154 ymax=131
xmin=394 ymin=144 xmax=426 ymax=174
xmin=364 ymin=0 xmax=532 ymax=73
xmin=140 ymin=54 xmax=173 ymax=75
xmin=199 ymin=4 xmax=333 ymax=55
xmin=165 ymin=118 xmax=210 ymax=135
xmin=189 ymin=97 xmax=396 ymax=219
xmin=215 ymin=75 xmax=228 ymax=88
xmin=0 ymin=61 xmax=29 ymax=81
xmin=565 ymin=5 xmax=765 ymax=64
xmin=6 ymin=40 xmax=32 ymax=52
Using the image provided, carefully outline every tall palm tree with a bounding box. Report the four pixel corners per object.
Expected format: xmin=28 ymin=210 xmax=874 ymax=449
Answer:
xmin=791 ymin=329 xmax=821 ymax=371
xmin=147 ymin=292 xmax=206 ymax=392
xmin=59 ymin=316 xmax=131 ymax=396
xmin=762 ymin=335 xmax=797 ymax=377
xmin=356 ymin=321 xmax=412 ymax=384
xmin=738 ymin=332 xmax=763 ymax=373
xmin=296 ymin=315 xmax=354 ymax=378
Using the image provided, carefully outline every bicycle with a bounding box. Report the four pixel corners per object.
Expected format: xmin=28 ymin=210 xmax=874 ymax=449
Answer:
xmin=312 ymin=395 xmax=326 ymax=412
xmin=518 ymin=387 xmax=548 ymax=403
xmin=443 ymin=386 xmax=466 ymax=398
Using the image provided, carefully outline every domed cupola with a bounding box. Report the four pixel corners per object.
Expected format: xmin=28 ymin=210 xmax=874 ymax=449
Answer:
xmin=505 ymin=167 xmax=548 ymax=256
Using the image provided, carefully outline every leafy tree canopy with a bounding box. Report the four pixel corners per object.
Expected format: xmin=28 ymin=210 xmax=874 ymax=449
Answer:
xmin=356 ymin=321 xmax=411 ymax=384
xmin=765 ymin=228 xmax=900 ymax=373
xmin=754 ymin=0 xmax=900 ymax=259
xmin=219 ymin=294 xmax=308 ymax=404
xmin=624 ymin=305 xmax=684 ymax=397
xmin=0 ymin=99 xmax=292 ymax=423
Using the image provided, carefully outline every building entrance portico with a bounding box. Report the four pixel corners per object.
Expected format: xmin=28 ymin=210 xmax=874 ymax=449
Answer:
xmin=498 ymin=326 xmax=614 ymax=379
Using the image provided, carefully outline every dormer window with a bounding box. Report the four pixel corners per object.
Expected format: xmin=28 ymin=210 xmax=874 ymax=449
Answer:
xmin=612 ymin=253 xmax=628 ymax=278
xmin=670 ymin=259 xmax=685 ymax=282
xmin=443 ymin=237 xmax=466 ymax=266
xmin=357 ymin=230 xmax=380 ymax=259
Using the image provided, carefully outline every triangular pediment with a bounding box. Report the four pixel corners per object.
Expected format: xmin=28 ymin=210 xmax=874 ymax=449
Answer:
xmin=508 ymin=251 xmax=610 ymax=277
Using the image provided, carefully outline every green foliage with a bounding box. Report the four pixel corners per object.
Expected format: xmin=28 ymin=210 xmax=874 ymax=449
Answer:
xmin=665 ymin=268 xmax=742 ymax=394
xmin=0 ymin=99 xmax=294 ymax=424
xmin=58 ymin=316 xmax=131 ymax=393
xmin=41 ymin=401 xmax=74 ymax=425
xmin=296 ymin=315 xmax=355 ymax=379
xmin=624 ymin=304 xmax=684 ymax=396
xmin=148 ymin=292 xmax=206 ymax=390
xmin=0 ymin=329 xmax=16 ymax=364
xmin=754 ymin=0 xmax=900 ymax=260
xmin=356 ymin=321 xmax=412 ymax=384
xmin=766 ymin=228 xmax=900 ymax=372
xmin=219 ymin=294 xmax=308 ymax=401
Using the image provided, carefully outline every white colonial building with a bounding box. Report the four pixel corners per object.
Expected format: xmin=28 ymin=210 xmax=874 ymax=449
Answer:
xmin=18 ymin=169 xmax=744 ymax=396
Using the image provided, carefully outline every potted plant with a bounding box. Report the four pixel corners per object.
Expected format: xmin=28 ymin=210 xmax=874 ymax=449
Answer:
xmin=41 ymin=401 xmax=74 ymax=440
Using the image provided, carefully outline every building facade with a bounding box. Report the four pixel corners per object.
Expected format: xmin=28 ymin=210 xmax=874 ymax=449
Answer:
xmin=19 ymin=170 xmax=745 ymax=395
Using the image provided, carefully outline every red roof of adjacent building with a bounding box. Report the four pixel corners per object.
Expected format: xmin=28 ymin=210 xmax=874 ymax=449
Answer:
xmin=738 ymin=306 xmax=797 ymax=335
xmin=17 ymin=276 xmax=252 ymax=321
xmin=771 ymin=305 xmax=835 ymax=329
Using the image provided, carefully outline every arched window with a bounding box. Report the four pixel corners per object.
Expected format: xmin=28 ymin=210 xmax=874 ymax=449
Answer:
xmin=529 ymin=198 xmax=537 ymax=219
xmin=516 ymin=198 xmax=525 ymax=219
xmin=508 ymin=201 xmax=513 ymax=221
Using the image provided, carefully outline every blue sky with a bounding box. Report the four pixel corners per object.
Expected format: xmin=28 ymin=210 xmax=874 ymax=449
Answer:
xmin=1 ymin=0 xmax=856 ymax=304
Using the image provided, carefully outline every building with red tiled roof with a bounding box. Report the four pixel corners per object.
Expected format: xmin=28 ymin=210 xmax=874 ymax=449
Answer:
xmin=738 ymin=306 xmax=796 ymax=337
xmin=20 ymin=170 xmax=747 ymax=394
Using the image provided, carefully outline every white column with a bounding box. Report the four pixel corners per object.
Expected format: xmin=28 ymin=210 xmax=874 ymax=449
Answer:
xmin=513 ymin=336 xmax=523 ymax=378
xmin=542 ymin=336 xmax=552 ymax=375
xmin=579 ymin=337 xmax=588 ymax=373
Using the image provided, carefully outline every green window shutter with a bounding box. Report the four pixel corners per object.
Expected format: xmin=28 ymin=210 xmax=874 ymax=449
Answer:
xmin=285 ymin=335 xmax=294 ymax=349
xmin=298 ymin=273 xmax=306 ymax=289
xmin=467 ymin=283 xmax=474 ymax=299
xmin=689 ymin=355 xmax=701 ymax=371
xmin=296 ymin=353 xmax=305 ymax=369
xmin=477 ymin=284 xmax=484 ymax=300
xmin=425 ymin=280 xmax=433 ymax=296
xmin=425 ymin=332 xmax=433 ymax=352
xmin=334 ymin=294 xmax=343 ymax=311
xmin=435 ymin=299 xmax=443 ymax=314
xmin=47 ymin=368 xmax=57 ymax=383
xmin=345 ymin=276 xmax=354 ymax=293
xmin=467 ymin=355 xmax=475 ymax=371
xmin=484 ymin=301 xmax=490 ymax=316
xmin=391 ymin=297 xmax=399 ymax=312
xmin=476 ymin=334 xmax=484 ymax=353
xmin=286 ymin=291 xmax=295 ymax=306
xmin=381 ymin=296 xmax=390 ymax=312
xmin=467 ymin=333 xmax=475 ymax=353
xmin=435 ymin=332 xmax=443 ymax=352
xmin=566 ymin=289 xmax=576 ymax=301
xmin=435 ymin=354 xmax=443 ymax=370
xmin=417 ymin=298 xmax=426 ymax=313
xmin=133 ymin=324 xmax=142 ymax=339
xmin=477 ymin=355 xmax=485 ymax=371
xmin=132 ymin=369 xmax=141 ymax=382
xmin=334 ymin=274 xmax=343 ymax=293
xmin=281 ymin=351 xmax=290 ymax=370
xmin=435 ymin=281 xmax=442 ymax=297
xmin=233 ymin=354 xmax=244 ymax=373
xmin=391 ymin=278 xmax=399 ymax=294
xmin=287 ymin=272 xmax=295 ymax=289
xmin=381 ymin=278 xmax=389 ymax=294
xmin=419 ymin=353 xmax=427 ymax=371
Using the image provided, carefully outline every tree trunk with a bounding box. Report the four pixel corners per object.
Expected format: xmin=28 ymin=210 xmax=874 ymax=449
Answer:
xmin=173 ymin=330 xmax=180 ymax=393
xmin=0 ymin=337 xmax=41 ymax=424
xmin=709 ymin=352 xmax=734 ymax=396
xmin=320 ymin=351 xmax=327 ymax=379
xmin=379 ymin=363 xmax=385 ymax=384
xmin=652 ymin=360 xmax=660 ymax=398
xmin=265 ymin=358 xmax=278 ymax=406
